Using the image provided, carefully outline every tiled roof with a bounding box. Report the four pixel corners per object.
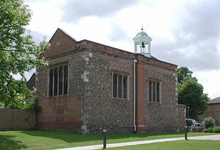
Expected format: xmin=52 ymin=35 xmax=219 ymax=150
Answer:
xmin=209 ymin=97 xmax=220 ymax=104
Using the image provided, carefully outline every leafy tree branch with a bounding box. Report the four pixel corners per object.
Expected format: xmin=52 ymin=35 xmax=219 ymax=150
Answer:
xmin=0 ymin=0 xmax=49 ymax=109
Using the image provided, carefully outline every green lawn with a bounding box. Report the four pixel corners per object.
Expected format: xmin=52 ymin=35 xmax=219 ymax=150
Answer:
xmin=0 ymin=130 xmax=218 ymax=150
xmin=108 ymin=140 xmax=220 ymax=150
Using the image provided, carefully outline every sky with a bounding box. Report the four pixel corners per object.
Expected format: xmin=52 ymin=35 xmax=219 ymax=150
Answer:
xmin=24 ymin=0 xmax=220 ymax=99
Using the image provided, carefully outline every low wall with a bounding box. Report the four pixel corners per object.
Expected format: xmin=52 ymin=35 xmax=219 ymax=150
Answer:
xmin=0 ymin=108 xmax=36 ymax=130
xmin=178 ymin=104 xmax=186 ymax=132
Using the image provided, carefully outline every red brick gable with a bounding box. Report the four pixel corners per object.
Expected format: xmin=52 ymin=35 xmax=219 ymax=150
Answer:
xmin=44 ymin=28 xmax=78 ymax=58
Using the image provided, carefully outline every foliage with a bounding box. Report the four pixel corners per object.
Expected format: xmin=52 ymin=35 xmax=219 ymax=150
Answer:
xmin=204 ymin=117 xmax=215 ymax=129
xmin=28 ymin=97 xmax=42 ymax=112
xmin=213 ymin=126 xmax=220 ymax=133
xmin=178 ymin=67 xmax=209 ymax=119
xmin=178 ymin=67 xmax=193 ymax=84
xmin=203 ymin=126 xmax=220 ymax=133
xmin=208 ymin=127 xmax=214 ymax=132
xmin=0 ymin=0 xmax=49 ymax=109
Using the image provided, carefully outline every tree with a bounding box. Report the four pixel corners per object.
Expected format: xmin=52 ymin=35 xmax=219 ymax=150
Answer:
xmin=178 ymin=67 xmax=192 ymax=84
xmin=178 ymin=67 xmax=209 ymax=119
xmin=0 ymin=0 xmax=49 ymax=109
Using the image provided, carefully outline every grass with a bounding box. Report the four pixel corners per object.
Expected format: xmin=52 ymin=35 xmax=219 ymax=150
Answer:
xmin=0 ymin=130 xmax=218 ymax=150
xmin=108 ymin=140 xmax=220 ymax=150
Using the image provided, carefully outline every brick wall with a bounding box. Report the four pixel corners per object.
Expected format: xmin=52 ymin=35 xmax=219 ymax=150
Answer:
xmin=199 ymin=103 xmax=220 ymax=125
xmin=178 ymin=104 xmax=186 ymax=132
xmin=136 ymin=63 xmax=145 ymax=132
xmin=83 ymin=53 xmax=135 ymax=134
xmin=80 ymin=51 xmax=180 ymax=134
xmin=141 ymin=63 xmax=179 ymax=133
xmin=37 ymin=97 xmax=82 ymax=131
xmin=44 ymin=28 xmax=77 ymax=59
xmin=36 ymin=54 xmax=84 ymax=131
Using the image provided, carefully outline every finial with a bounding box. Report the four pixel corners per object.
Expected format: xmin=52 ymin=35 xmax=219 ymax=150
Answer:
xmin=141 ymin=23 xmax=143 ymax=31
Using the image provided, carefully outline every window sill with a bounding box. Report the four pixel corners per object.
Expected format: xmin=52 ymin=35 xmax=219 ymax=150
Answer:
xmin=149 ymin=101 xmax=161 ymax=104
xmin=48 ymin=94 xmax=68 ymax=98
xmin=112 ymin=97 xmax=129 ymax=101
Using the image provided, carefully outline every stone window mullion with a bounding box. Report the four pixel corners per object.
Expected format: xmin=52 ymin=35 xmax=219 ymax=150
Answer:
xmin=149 ymin=80 xmax=161 ymax=103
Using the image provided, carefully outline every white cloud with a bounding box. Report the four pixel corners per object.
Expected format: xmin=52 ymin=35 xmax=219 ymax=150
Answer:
xmin=61 ymin=0 xmax=136 ymax=22
xmin=26 ymin=0 xmax=64 ymax=35
xmin=194 ymin=70 xmax=220 ymax=99
xmin=24 ymin=0 xmax=220 ymax=99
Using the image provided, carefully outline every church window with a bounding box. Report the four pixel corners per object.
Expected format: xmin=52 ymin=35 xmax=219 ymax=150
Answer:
xmin=149 ymin=80 xmax=160 ymax=102
xmin=48 ymin=64 xmax=68 ymax=97
xmin=113 ymin=72 xmax=128 ymax=99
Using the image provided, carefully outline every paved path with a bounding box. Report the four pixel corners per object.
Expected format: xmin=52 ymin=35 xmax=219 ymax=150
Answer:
xmin=56 ymin=134 xmax=220 ymax=150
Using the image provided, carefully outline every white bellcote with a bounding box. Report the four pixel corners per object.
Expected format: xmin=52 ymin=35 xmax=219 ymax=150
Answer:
xmin=133 ymin=28 xmax=152 ymax=57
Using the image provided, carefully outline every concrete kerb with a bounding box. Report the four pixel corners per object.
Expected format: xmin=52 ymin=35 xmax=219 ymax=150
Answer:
xmin=56 ymin=135 xmax=220 ymax=150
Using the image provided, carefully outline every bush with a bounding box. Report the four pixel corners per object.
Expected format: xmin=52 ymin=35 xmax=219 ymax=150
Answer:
xmin=213 ymin=126 xmax=220 ymax=133
xmin=204 ymin=117 xmax=215 ymax=129
xmin=208 ymin=127 xmax=214 ymax=132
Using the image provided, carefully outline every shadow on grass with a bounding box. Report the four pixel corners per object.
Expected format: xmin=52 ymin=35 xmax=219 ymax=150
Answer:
xmin=0 ymin=135 xmax=28 ymax=149
xmin=21 ymin=130 xmax=103 ymax=143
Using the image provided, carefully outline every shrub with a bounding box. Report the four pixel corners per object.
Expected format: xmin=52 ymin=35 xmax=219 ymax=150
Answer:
xmin=213 ymin=126 xmax=220 ymax=133
xmin=204 ymin=117 xmax=215 ymax=129
xmin=208 ymin=127 xmax=214 ymax=132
